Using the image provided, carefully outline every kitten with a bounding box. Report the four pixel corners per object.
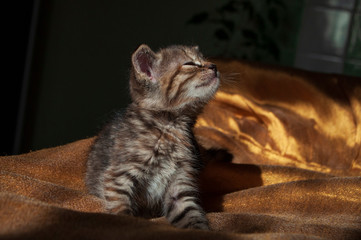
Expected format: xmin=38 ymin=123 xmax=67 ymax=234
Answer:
xmin=85 ymin=44 xmax=219 ymax=230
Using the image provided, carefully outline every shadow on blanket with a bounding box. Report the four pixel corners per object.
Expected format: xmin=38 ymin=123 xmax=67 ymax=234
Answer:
xmin=1 ymin=59 xmax=361 ymax=239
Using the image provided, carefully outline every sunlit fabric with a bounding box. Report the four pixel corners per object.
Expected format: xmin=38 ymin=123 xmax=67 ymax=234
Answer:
xmin=197 ymin=59 xmax=361 ymax=176
xmin=0 ymin=59 xmax=360 ymax=239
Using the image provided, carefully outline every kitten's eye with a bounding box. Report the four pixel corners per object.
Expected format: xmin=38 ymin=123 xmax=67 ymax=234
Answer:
xmin=183 ymin=62 xmax=197 ymax=66
xmin=183 ymin=61 xmax=202 ymax=67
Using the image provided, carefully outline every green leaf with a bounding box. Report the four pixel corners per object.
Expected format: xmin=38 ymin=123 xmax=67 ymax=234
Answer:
xmin=187 ymin=12 xmax=209 ymax=24
xmin=219 ymin=0 xmax=238 ymax=13
xmin=265 ymin=39 xmax=280 ymax=60
xmin=255 ymin=13 xmax=266 ymax=31
xmin=242 ymin=41 xmax=254 ymax=46
xmin=214 ymin=29 xmax=230 ymax=40
xmin=242 ymin=29 xmax=258 ymax=41
xmin=267 ymin=0 xmax=287 ymax=9
xmin=221 ymin=20 xmax=235 ymax=33
xmin=268 ymin=8 xmax=278 ymax=28
xmin=240 ymin=1 xmax=254 ymax=19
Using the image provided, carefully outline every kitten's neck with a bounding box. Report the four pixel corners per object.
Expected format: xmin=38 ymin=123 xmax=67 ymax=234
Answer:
xmin=129 ymin=102 xmax=202 ymax=127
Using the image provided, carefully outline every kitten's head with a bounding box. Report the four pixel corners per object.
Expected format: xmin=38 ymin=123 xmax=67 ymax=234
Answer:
xmin=129 ymin=44 xmax=220 ymax=111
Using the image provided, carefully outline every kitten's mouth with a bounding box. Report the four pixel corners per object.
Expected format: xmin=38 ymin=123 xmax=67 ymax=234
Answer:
xmin=195 ymin=75 xmax=219 ymax=89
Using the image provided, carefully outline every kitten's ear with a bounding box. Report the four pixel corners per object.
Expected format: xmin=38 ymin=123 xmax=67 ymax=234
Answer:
xmin=192 ymin=46 xmax=200 ymax=51
xmin=132 ymin=44 xmax=157 ymax=81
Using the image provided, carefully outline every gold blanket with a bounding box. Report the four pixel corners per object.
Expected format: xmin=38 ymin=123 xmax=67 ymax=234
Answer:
xmin=1 ymin=59 xmax=360 ymax=239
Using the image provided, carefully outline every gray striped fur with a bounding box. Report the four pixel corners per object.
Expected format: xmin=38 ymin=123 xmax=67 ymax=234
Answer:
xmin=86 ymin=44 xmax=219 ymax=230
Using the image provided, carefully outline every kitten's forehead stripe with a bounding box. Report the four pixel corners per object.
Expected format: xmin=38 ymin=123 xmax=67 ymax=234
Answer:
xmin=166 ymin=68 xmax=181 ymax=98
xmin=181 ymin=48 xmax=203 ymax=64
xmin=183 ymin=49 xmax=198 ymax=62
xmin=162 ymin=46 xmax=202 ymax=66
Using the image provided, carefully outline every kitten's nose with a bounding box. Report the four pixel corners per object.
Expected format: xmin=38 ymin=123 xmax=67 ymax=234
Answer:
xmin=205 ymin=63 xmax=217 ymax=73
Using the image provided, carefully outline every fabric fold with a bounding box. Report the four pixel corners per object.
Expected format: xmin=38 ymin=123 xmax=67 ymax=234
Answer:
xmin=1 ymin=59 xmax=360 ymax=239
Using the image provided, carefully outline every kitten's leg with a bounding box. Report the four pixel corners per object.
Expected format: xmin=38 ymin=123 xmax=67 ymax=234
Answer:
xmin=164 ymin=171 xmax=209 ymax=230
xmin=102 ymin=166 xmax=136 ymax=215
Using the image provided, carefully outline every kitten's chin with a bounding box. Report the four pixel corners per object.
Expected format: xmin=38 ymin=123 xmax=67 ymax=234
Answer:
xmin=204 ymin=76 xmax=220 ymax=95
xmin=195 ymin=76 xmax=219 ymax=89
xmin=194 ymin=76 xmax=220 ymax=102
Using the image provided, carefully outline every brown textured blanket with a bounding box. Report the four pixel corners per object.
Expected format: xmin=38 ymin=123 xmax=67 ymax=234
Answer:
xmin=1 ymin=59 xmax=361 ymax=239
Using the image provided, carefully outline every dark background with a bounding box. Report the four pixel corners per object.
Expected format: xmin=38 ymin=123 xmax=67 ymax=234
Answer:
xmin=2 ymin=0 xmax=360 ymax=155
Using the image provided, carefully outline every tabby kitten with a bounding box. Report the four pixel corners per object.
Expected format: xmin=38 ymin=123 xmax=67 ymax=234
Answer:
xmin=86 ymin=44 xmax=219 ymax=230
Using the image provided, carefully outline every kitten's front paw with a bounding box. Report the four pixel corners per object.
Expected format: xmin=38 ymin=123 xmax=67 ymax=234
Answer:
xmin=183 ymin=218 xmax=209 ymax=230
xmin=187 ymin=222 xmax=209 ymax=230
xmin=106 ymin=204 xmax=133 ymax=216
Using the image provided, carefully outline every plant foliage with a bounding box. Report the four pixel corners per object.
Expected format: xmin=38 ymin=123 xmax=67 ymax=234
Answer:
xmin=188 ymin=0 xmax=289 ymax=62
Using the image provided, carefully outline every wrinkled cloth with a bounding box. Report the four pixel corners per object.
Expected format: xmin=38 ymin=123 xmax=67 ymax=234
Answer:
xmin=1 ymin=59 xmax=361 ymax=239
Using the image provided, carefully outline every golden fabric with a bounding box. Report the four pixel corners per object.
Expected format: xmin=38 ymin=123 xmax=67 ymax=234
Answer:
xmin=1 ymin=59 xmax=360 ymax=239
xmin=198 ymin=59 xmax=361 ymax=176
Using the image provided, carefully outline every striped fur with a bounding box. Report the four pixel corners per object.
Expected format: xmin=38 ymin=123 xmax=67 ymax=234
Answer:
xmin=86 ymin=45 xmax=219 ymax=230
